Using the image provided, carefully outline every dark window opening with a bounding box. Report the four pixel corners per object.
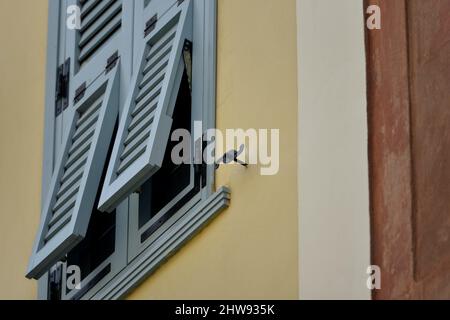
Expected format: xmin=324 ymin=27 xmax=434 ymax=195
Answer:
xmin=66 ymin=209 xmax=116 ymax=281
xmin=48 ymin=197 xmax=116 ymax=300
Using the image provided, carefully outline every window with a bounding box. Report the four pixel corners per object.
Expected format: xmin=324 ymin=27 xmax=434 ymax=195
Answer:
xmin=29 ymin=0 xmax=229 ymax=300
xmin=138 ymin=71 xmax=196 ymax=238
xmin=128 ymin=68 xmax=203 ymax=260
xmin=98 ymin=0 xmax=195 ymax=213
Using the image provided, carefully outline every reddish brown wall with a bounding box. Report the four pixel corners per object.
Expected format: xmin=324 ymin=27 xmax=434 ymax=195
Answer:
xmin=407 ymin=0 xmax=450 ymax=283
xmin=366 ymin=0 xmax=450 ymax=299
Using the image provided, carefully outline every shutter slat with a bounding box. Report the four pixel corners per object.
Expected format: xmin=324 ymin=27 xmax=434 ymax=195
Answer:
xmin=124 ymin=112 xmax=154 ymax=146
xmin=135 ymin=69 xmax=165 ymax=103
xmin=50 ymin=199 xmax=76 ymax=228
xmin=121 ymin=129 xmax=151 ymax=161
xmin=48 ymin=205 xmax=74 ymax=231
xmin=143 ymin=27 xmax=175 ymax=73
xmin=76 ymin=95 xmax=103 ymax=127
xmin=116 ymin=144 xmax=147 ymax=175
xmin=79 ymin=14 xmax=121 ymax=62
xmin=57 ymin=166 xmax=84 ymax=198
xmin=143 ymin=43 xmax=173 ymax=76
xmin=139 ymin=55 xmax=170 ymax=90
xmin=81 ymin=0 xmax=116 ymax=31
xmin=61 ymin=153 xmax=89 ymax=184
xmin=53 ymin=182 xmax=81 ymax=212
xmin=69 ymin=125 xmax=95 ymax=156
xmin=45 ymin=210 xmax=73 ymax=242
xmin=128 ymin=105 xmax=156 ymax=133
xmin=81 ymin=0 xmax=101 ymax=18
xmin=65 ymin=139 xmax=91 ymax=169
xmin=72 ymin=109 xmax=100 ymax=141
xmin=79 ymin=1 xmax=122 ymax=47
xmin=133 ymin=83 xmax=162 ymax=117
xmin=145 ymin=24 xmax=178 ymax=60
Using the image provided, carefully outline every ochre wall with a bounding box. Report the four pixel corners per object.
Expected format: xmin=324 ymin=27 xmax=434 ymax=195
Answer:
xmin=127 ymin=0 xmax=299 ymax=299
xmin=0 ymin=0 xmax=48 ymax=299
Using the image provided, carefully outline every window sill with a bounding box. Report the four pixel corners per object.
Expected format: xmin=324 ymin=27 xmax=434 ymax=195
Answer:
xmin=92 ymin=186 xmax=230 ymax=300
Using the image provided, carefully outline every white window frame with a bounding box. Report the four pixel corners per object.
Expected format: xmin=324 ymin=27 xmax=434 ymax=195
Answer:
xmin=38 ymin=0 xmax=228 ymax=300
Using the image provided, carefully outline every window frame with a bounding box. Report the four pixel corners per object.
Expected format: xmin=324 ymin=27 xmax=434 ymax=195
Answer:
xmin=39 ymin=0 xmax=224 ymax=300
xmin=127 ymin=68 xmax=201 ymax=262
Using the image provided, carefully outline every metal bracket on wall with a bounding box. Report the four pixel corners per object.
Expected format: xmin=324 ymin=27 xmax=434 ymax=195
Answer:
xmin=182 ymin=39 xmax=193 ymax=92
xmin=215 ymin=144 xmax=248 ymax=169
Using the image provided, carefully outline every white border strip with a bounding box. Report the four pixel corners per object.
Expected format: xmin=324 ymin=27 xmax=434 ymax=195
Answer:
xmin=297 ymin=0 xmax=371 ymax=300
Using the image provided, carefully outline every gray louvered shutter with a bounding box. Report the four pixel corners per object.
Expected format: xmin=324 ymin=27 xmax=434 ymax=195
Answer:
xmin=78 ymin=0 xmax=123 ymax=66
xmin=65 ymin=0 xmax=133 ymax=92
xmin=98 ymin=0 xmax=193 ymax=213
xmin=26 ymin=66 xmax=120 ymax=280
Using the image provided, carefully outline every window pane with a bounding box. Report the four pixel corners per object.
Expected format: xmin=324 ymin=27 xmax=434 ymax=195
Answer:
xmin=139 ymin=70 xmax=192 ymax=229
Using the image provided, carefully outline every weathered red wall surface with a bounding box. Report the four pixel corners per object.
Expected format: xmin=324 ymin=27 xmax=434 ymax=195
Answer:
xmin=408 ymin=0 xmax=450 ymax=283
xmin=366 ymin=0 xmax=450 ymax=299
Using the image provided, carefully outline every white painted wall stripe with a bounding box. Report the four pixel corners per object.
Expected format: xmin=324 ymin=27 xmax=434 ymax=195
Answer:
xmin=297 ymin=0 xmax=371 ymax=300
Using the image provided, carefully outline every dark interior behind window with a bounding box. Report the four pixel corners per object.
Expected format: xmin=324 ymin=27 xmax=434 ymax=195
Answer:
xmin=139 ymin=70 xmax=200 ymax=241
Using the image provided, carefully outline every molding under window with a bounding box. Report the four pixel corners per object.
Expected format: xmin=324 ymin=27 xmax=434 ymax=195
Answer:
xmin=94 ymin=186 xmax=230 ymax=300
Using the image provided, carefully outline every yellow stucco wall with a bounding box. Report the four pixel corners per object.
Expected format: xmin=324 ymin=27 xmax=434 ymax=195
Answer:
xmin=0 ymin=0 xmax=298 ymax=299
xmin=0 ymin=0 xmax=48 ymax=299
xmin=128 ymin=0 xmax=299 ymax=299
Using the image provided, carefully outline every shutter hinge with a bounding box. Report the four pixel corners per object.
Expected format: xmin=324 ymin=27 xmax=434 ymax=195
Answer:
xmin=48 ymin=262 xmax=63 ymax=300
xmin=55 ymin=58 xmax=70 ymax=117
xmin=74 ymin=82 xmax=87 ymax=104
xmin=144 ymin=14 xmax=158 ymax=37
xmin=105 ymin=51 xmax=119 ymax=74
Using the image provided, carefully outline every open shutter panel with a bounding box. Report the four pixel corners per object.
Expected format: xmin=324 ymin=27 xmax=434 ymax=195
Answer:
xmin=26 ymin=65 xmax=120 ymax=280
xmin=78 ymin=0 xmax=123 ymax=65
xmin=98 ymin=0 xmax=193 ymax=213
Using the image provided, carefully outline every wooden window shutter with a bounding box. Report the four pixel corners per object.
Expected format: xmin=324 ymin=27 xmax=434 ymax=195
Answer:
xmin=27 ymin=65 xmax=120 ymax=280
xmin=98 ymin=0 xmax=193 ymax=213
xmin=65 ymin=0 xmax=133 ymax=88
xmin=78 ymin=0 xmax=123 ymax=66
